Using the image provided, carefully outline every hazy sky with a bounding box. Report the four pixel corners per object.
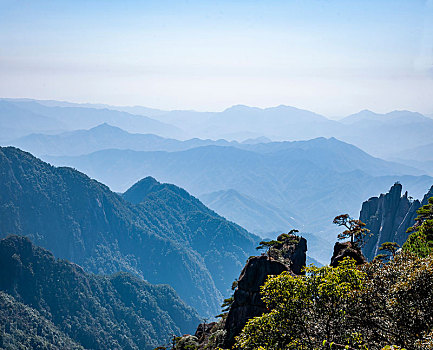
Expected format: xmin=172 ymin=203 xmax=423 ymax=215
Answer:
xmin=1 ymin=0 xmax=432 ymax=116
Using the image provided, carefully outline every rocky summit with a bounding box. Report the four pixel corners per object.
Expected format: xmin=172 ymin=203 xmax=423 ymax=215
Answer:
xmin=361 ymin=183 xmax=433 ymax=261
xmin=223 ymin=234 xmax=307 ymax=347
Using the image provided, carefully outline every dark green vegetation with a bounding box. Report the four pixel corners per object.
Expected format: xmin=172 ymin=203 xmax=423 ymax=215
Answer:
xmin=0 ymin=235 xmax=200 ymax=350
xmin=0 ymin=292 xmax=84 ymax=350
xmin=0 ymin=146 xmax=259 ymax=316
xmin=4 ymin=99 xmax=433 ymax=263
xmin=228 ymin=199 xmax=433 ymax=349
xmin=173 ymin=200 xmax=433 ymax=350
xmin=403 ymin=197 xmax=433 ymax=258
xmin=333 ymin=214 xmax=370 ymax=247
xmin=235 ymin=253 xmax=433 ymax=350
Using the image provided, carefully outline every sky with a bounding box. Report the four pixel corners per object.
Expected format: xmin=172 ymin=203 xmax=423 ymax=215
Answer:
xmin=0 ymin=0 xmax=432 ymax=116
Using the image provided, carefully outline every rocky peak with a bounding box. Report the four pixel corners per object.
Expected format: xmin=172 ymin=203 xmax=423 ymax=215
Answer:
xmin=360 ymin=183 xmax=427 ymax=261
xmin=223 ymin=234 xmax=307 ymax=347
xmin=330 ymin=241 xmax=367 ymax=267
xmin=267 ymin=234 xmax=307 ymax=275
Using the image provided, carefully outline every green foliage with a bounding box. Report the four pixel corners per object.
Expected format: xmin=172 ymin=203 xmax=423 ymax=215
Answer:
xmin=403 ymin=197 xmax=433 ymax=257
xmin=174 ymin=335 xmax=199 ymax=350
xmin=235 ymin=252 xmax=433 ymax=350
xmin=378 ymin=242 xmax=400 ymax=260
xmin=235 ymin=258 xmax=366 ymax=349
xmin=334 ymin=214 xmax=370 ymax=248
xmin=0 ymin=235 xmax=201 ymax=350
xmin=216 ymin=279 xmax=238 ymax=318
xmin=0 ymin=291 xmax=84 ymax=350
xmin=256 ymin=229 xmax=299 ymax=253
xmin=0 ymin=147 xmax=259 ymax=317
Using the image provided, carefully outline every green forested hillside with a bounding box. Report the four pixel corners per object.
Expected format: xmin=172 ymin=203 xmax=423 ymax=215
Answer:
xmin=0 ymin=146 xmax=258 ymax=317
xmin=0 ymin=235 xmax=200 ymax=350
xmin=122 ymin=177 xmax=260 ymax=294
xmin=0 ymin=291 xmax=84 ymax=350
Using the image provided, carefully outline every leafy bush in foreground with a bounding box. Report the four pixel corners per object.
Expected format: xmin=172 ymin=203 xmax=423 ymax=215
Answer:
xmin=235 ymin=253 xmax=433 ymax=350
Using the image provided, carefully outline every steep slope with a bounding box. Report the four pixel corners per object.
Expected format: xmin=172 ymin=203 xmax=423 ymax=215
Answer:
xmin=360 ymin=183 xmax=433 ymax=261
xmin=0 ymin=235 xmax=200 ymax=349
xmin=0 ymin=147 xmax=257 ymax=316
xmin=122 ymin=177 xmax=260 ymax=294
xmin=0 ymin=291 xmax=84 ymax=349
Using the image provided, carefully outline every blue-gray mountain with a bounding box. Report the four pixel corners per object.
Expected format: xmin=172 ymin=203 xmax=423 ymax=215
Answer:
xmin=0 ymin=146 xmax=259 ymax=317
xmin=360 ymin=183 xmax=433 ymax=261
xmin=9 ymin=123 xmax=238 ymax=157
xmin=0 ymin=99 xmax=181 ymax=142
xmin=0 ymin=235 xmax=200 ymax=350
xmin=43 ymin=138 xmax=433 ymax=265
xmin=3 ymin=99 xmax=433 ymax=161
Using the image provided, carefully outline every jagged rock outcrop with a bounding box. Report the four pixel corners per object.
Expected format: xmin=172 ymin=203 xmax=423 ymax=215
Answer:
xmin=360 ymin=183 xmax=433 ymax=261
xmin=268 ymin=234 xmax=307 ymax=275
xmin=194 ymin=322 xmax=216 ymax=341
xmin=330 ymin=241 xmax=367 ymax=267
xmin=223 ymin=234 xmax=307 ymax=347
xmin=223 ymin=256 xmax=290 ymax=347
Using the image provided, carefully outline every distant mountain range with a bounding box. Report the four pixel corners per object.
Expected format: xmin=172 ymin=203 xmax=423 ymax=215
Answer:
xmin=2 ymin=98 xmax=433 ymax=263
xmin=0 ymin=99 xmax=182 ymax=142
xmin=9 ymin=123 xmax=238 ymax=157
xmin=3 ymin=98 xmax=433 ymax=161
xmin=42 ymin=137 xmax=433 ymax=264
xmin=0 ymin=235 xmax=200 ymax=349
xmin=0 ymin=146 xmax=259 ymax=317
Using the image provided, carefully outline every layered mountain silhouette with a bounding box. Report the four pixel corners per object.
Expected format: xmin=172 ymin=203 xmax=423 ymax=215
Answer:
xmin=9 ymin=123 xmax=236 ymax=157
xmin=0 ymin=235 xmax=200 ymax=349
xmin=0 ymin=100 xmax=66 ymax=142
xmin=4 ymin=99 xmax=433 ymax=160
xmin=0 ymin=146 xmax=259 ymax=317
xmin=43 ymin=137 xmax=433 ymax=265
xmin=0 ymin=99 xmax=181 ymax=141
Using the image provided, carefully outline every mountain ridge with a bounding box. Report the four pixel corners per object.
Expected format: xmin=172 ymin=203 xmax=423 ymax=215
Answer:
xmin=0 ymin=146 xmax=259 ymax=316
xmin=0 ymin=234 xmax=200 ymax=349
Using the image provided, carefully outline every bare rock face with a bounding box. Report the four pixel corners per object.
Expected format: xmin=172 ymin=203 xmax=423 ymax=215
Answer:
xmin=360 ymin=183 xmax=433 ymax=261
xmin=223 ymin=256 xmax=290 ymax=347
xmin=223 ymin=235 xmax=307 ymax=347
xmin=330 ymin=241 xmax=367 ymax=267
xmin=269 ymin=234 xmax=307 ymax=275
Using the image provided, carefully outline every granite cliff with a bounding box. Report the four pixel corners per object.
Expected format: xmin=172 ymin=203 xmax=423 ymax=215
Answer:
xmin=223 ymin=234 xmax=307 ymax=347
xmin=360 ymin=183 xmax=433 ymax=261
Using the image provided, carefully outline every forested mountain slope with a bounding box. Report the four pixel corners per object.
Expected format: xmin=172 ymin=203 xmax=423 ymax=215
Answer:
xmin=0 ymin=235 xmax=200 ymax=350
xmin=0 ymin=146 xmax=258 ymax=316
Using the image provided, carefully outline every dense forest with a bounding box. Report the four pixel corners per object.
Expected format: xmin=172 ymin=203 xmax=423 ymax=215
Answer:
xmin=0 ymin=146 xmax=259 ymax=317
xmin=0 ymin=235 xmax=200 ymax=350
